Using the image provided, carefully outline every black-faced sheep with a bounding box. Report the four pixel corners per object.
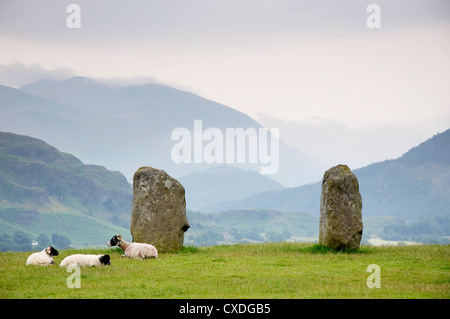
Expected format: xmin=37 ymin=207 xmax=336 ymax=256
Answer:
xmin=107 ymin=234 xmax=158 ymax=259
xmin=26 ymin=246 xmax=59 ymax=266
xmin=60 ymin=254 xmax=111 ymax=267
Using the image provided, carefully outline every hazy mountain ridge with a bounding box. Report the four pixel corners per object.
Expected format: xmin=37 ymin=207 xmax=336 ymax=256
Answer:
xmin=179 ymin=165 xmax=284 ymax=211
xmin=0 ymin=77 xmax=323 ymax=186
xmin=207 ymin=129 xmax=450 ymax=221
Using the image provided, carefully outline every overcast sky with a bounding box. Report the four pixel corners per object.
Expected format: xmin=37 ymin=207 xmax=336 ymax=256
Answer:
xmin=1 ymin=0 xmax=449 ymax=170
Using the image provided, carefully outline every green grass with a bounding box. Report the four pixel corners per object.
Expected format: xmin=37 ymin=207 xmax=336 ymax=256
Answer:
xmin=1 ymin=243 xmax=449 ymax=299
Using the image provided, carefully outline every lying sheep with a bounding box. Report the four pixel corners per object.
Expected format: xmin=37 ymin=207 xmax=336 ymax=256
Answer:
xmin=107 ymin=234 xmax=158 ymax=259
xmin=26 ymin=246 xmax=59 ymax=266
xmin=60 ymin=254 xmax=111 ymax=267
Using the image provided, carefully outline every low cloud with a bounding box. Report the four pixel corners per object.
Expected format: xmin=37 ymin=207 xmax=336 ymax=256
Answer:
xmin=0 ymin=62 xmax=76 ymax=88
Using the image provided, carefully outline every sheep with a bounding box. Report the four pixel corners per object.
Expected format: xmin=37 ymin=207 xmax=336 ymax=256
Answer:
xmin=60 ymin=254 xmax=111 ymax=267
xmin=107 ymin=234 xmax=158 ymax=259
xmin=26 ymin=246 xmax=59 ymax=266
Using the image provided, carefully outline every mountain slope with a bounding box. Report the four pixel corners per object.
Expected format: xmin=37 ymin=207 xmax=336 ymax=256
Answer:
xmin=0 ymin=132 xmax=132 ymax=213
xmin=0 ymin=78 xmax=321 ymax=186
xmin=179 ymin=166 xmax=284 ymax=211
xmin=355 ymin=129 xmax=450 ymax=220
xmin=0 ymin=132 xmax=132 ymax=246
xmin=208 ymin=129 xmax=450 ymax=221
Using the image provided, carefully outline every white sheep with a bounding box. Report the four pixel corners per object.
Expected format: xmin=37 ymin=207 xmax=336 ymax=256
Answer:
xmin=60 ymin=254 xmax=111 ymax=267
xmin=107 ymin=235 xmax=158 ymax=259
xmin=26 ymin=246 xmax=59 ymax=266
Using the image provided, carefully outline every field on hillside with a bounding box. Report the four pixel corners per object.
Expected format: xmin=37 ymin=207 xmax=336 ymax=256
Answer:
xmin=0 ymin=243 xmax=449 ymax=299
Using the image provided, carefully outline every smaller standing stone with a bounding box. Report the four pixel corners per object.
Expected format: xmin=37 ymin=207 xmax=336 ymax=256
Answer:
xmin=130 ymin=167 xmax=190 ymax=253
xmin=319 ymin=164 xmax=363 ymax=250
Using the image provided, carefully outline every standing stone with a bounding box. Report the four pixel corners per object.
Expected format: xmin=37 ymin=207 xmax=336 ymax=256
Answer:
xmin=319 ymin=164 xmax=363 ymax=250
xmin=130 ymin=166 xmax=190 ymax=253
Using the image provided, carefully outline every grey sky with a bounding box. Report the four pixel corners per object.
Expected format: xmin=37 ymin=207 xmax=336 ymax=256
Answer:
xmin=1 ymin=0 xmax=449 ymax=170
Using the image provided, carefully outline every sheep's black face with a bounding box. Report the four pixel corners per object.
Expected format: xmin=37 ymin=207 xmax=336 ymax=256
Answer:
xmin=107 ymin=235 xmax=119 ymax=247
xmin=99 ymin=254 xmax=111 ymax=266
xmin=48 ymin=246 xmax=59 ymax=256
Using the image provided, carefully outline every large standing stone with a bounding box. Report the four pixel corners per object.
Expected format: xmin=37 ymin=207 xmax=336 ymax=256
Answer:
xmin=319 ymin=164 xmax=363 ymax=250
xmin=130 ymin=166 xmax=190 ymax=252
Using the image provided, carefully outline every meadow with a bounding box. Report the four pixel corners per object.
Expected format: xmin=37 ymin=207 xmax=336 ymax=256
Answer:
xmin=0 ymin=242 xmax=448 ymax=299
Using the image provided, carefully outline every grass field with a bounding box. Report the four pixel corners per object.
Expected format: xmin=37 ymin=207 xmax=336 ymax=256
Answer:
xmin=0 ymin=243 xmax=449 ymax=299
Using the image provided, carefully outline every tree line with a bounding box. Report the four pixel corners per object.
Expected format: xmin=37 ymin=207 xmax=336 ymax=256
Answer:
xmin=381 ymin=215 xmax=450 ymax=244
xmin=0 ymin=231 xmax=72 ymax=252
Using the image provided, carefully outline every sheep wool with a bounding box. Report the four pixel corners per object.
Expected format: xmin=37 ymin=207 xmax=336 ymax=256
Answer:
xmin=107 ymin=234 xmax=158 ymax=259
xmin=60 ymin=254 xmax=111 ymax=267
xmin=26 ymin=246 xmax=59 ymax=266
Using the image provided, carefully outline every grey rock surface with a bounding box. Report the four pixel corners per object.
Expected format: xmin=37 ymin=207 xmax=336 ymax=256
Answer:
xmin=319 ymin=164 xmax=363 ymax=250
xmin=130 ymin=166 xmax=190 ymax=252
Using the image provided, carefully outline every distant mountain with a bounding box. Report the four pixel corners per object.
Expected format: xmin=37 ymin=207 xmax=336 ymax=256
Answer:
xmin=184 ymin=209 xmax=319 ymax=246
xmin=0 ymin=132 xmax=132 ymax=246
xmin=0 ymin=78 xmax=322 ymax=186
xmin=179 ymin=165 xmax=284 ymax=211
xmin=356 ymin=129 xmax=450 ymax=220
xmin=207 ymin=129 xmax=450 ymax=221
